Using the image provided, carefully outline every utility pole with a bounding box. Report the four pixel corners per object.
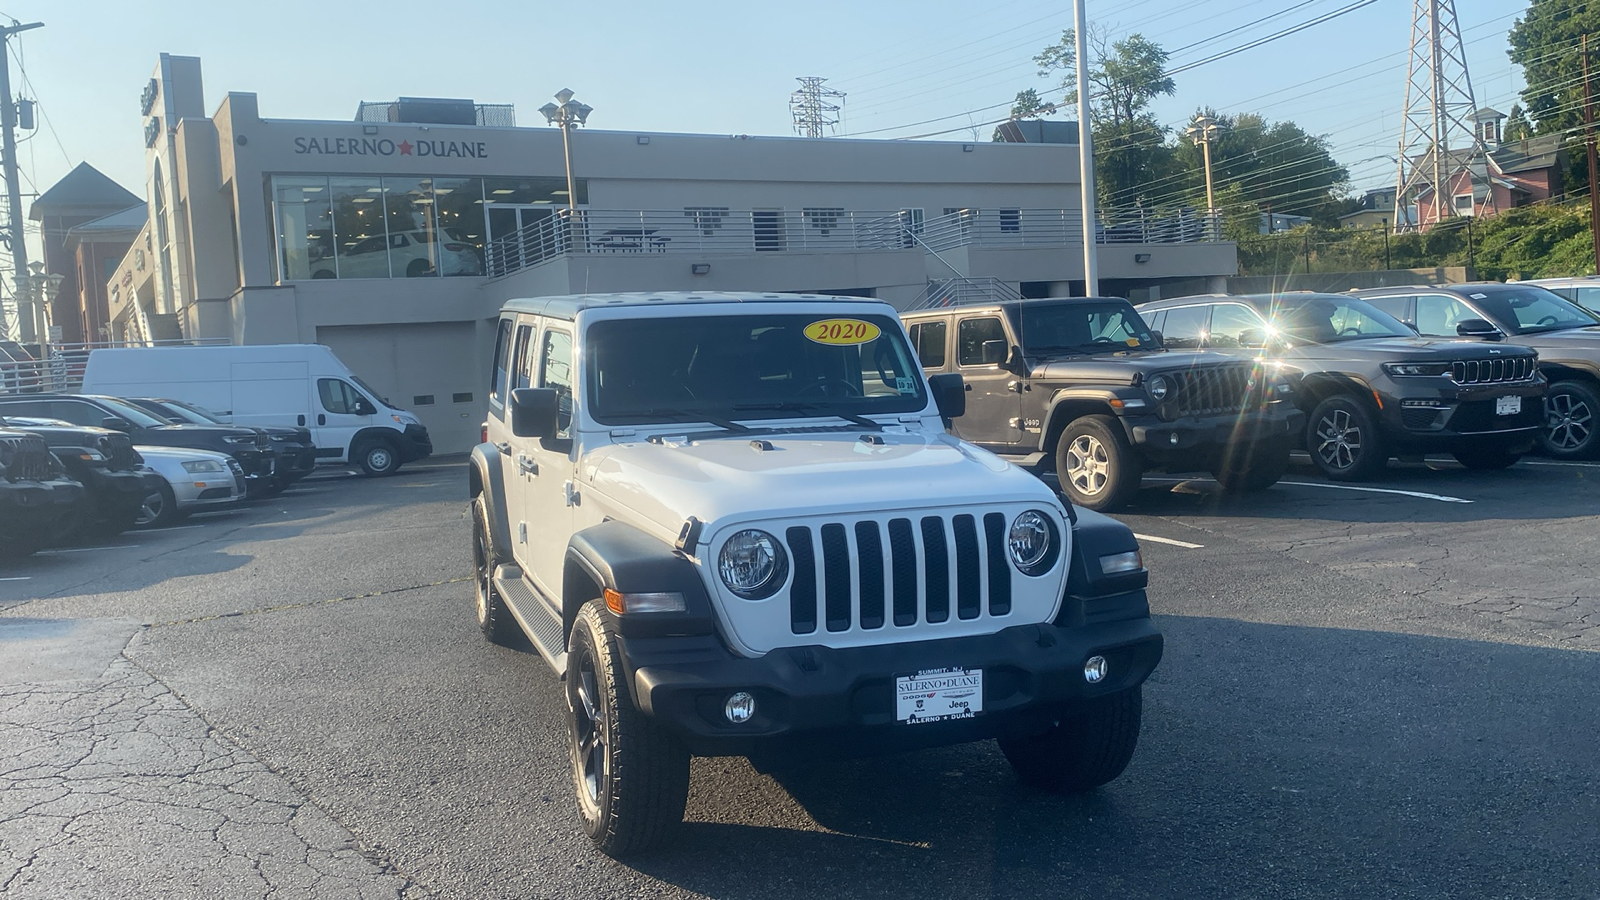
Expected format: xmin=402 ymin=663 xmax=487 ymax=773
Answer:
xmin=0 ymin=20 xmax=42 ymax=343
xmin=1073 ymin=0 xmax=1098 ymax=297
xmin=1584 ymin=34 xmax=1600 ymax=274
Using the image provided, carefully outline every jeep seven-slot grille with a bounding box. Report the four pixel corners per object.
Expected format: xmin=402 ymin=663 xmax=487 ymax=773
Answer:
xmin=0 ymin=434 xmax=53 ymax=482
xmin=1170 ymin=365 xmax=1253 ymax=417
xmin=1451 ymin=357 xmax=1535 ymax=385
xmin=786 ymin=513 xmax=1012 ymax=634
xmin=102 ymin=432 xmax=139 ymax=471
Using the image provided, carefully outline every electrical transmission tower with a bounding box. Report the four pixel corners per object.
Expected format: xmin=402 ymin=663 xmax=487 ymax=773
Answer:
xmin=1393 ymin=0 xmax=1494 ymax=231
xmin=790 ymin=77 xmax=845 ymax=138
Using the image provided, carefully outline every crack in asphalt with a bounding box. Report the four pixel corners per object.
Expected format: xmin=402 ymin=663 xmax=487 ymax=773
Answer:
xmin=143 ymin=577 xmax=472 ymax=630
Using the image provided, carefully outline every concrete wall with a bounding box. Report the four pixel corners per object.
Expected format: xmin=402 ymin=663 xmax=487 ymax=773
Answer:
xmin=1159 ymin=267 xmax=1476 ymax=299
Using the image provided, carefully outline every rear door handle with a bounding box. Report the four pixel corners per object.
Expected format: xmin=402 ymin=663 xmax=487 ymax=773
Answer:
xmin=297 ymin=414 xmax=306 ymax=426
xmin=317 ymin=414 xmax=326 ymax=426
xmin=517 ymin=454 xmax=538 ymax=475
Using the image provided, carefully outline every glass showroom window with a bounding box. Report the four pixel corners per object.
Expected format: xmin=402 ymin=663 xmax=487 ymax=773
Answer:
xmin=384 ymin=177 xmax=440 ymax=278
xmin=433 ymin=177 xmax=487 ymax=277
xmin=331 ymin=176 xmax=388 ymax=278
xmin=274 ymin=176 xmax=334 ymax=281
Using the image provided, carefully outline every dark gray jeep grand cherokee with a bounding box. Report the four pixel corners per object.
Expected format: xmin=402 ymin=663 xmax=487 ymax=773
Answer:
xmin=902 ymin=297 xmax=1297 ymax=511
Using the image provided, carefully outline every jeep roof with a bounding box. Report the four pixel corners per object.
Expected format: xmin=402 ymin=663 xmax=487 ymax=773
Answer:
xmin=498 ymin=291 xmax=880 ymax=322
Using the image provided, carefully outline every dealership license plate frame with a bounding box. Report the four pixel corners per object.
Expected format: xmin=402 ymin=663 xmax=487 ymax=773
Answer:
xmin=1496 ymin=395 xmax=1521 ymax=416
xmin=895 ymin=667 xmax=983 ymax=725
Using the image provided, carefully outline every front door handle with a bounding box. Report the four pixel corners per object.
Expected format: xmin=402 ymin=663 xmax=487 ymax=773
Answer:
xmin=517 ymin=454 xmax=538 ymax=475
xmin=297 ymin=414 xmax=306 ymax=426
xmin=318 ymin=414 xmax=326 ymax=426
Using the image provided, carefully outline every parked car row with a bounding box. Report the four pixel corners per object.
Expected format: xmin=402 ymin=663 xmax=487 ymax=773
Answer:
xmin=898 ymin=283 xmax=1600 ymax=509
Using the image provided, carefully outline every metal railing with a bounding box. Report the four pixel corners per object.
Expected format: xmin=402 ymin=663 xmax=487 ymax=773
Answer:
xmin=0 ymin=338 xmax=229 ymax=396
xmin=485 ymin=208 xmax=914 ymax=277
xmin=920 ymin=207 xmax=1223 ymax=252
xmin=907 ymin=278 xmax=1024 ymax=310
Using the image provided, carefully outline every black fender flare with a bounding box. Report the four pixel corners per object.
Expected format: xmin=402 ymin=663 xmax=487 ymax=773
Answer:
xmin=1038 ymin=389 xmax=1124 ymax=452
xmin=563 ymin=520 xmax=718 ymax=644
xmin=350 ymin=426 xmax=402 ymax=456
xmin=466 ymin=443 xmax=514 ymax=556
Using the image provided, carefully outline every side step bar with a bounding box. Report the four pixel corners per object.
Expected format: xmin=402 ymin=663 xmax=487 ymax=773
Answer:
xmin=493 ymin=564 xmax=567 ymax=674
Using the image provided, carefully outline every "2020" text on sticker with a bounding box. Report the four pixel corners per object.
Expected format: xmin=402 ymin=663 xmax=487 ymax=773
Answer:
xmin=805 ymin=318 xmax=881 ymax=345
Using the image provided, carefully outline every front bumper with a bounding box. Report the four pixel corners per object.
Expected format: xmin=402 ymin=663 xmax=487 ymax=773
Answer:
xmin=396 ymin=424 xmax=432 ymax=463
xmin=82 ymin=467 xmax=156 ymax=521
xmin=618 ymin=617 xmax=1163 ymax=760
xmin=0 ymin=478 xmax=83 ymax=537
xmin=1123 ymin=407 xmax=1297 ymax=468
xmin=1379 ymin=378 xmax=1546 ymax=452
xmin=170 ymin=473 xmax=243 ymax=509
xmin=229 ymin=448 xmax=276 ymax=482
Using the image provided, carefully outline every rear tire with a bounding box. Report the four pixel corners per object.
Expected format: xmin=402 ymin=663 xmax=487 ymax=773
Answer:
xmin=999 ymin=686 xmax=1144 ymax=793
xmin=356 ymin=439 xmax=402 ymax=477
xmin=567 ymin=600 xmax=690 ymax=857
xmin=472 ymin=496 xmax=520 ymax=646
xmin=1307 ymin=395 xmax=1388 ymax=481
xmin=1054 ymin=415 xmax=1143 ymax=512
xmin=1211 ymin=436 xmax=1290 ymax=492
xmin=1451 ymin=445 xmax=1521 ymax=470
xmin=1540 ymin=380 xmax=1599 ymax=460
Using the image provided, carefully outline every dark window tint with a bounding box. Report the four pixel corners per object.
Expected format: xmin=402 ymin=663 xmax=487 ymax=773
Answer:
xmin=1159 ymin=306 xmax=1209 ymax=349
xmin=540 ymin=330 xmax=575 ymax=439
xmin=513 ymin=324 xmax=535 ymax=390
xmin=0 ymin=399 xmax=53 ymax=420
xmin=318 ymin=379 xmax=364 ymax=415
xmin=957 ymin=317 xmax=1006 ymax=366
xmin=490 ymin=318 xmax=513 ymax=402
xmin=911 ymin=320 xmax=947 ymax=369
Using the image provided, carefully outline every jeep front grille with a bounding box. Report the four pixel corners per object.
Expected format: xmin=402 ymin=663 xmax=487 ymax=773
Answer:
xmin=785 ymin=512 xmax=1013 ymax=635
xmin=100 ymin=432 xmax=139 ymax=471
xmin=1451 ymin=357 xmax=1536 ymax=385
xmin=1169 ymin=364 xmax=1253 ymax=417
xmin=0 ymin=434 xmax=53 ymax=482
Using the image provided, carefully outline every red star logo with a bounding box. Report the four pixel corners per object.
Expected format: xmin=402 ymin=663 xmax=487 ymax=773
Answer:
xmin=398 ymin=141 xmax=414 ymax=155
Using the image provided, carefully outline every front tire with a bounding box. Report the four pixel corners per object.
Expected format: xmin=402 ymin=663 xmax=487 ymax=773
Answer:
xmin=999 ymin=686 xmax=1144 ymax=793
xmin=356 ymin=439 xmax=402 ymax=477
xmin=472 ymin=497 xmax=520 ymax=646
xmin=1055 ymin=415 xmax=1143 ymax=512
xmin=567 ymin=600 xmax=690 ymax=857
xmin=1541 ymin=380 xmax=1599 ymax=460
xmin=1308 ymin=395 xmax=1388 ymax=481
xmin=134 ymin=480 xmax=185 ymax=528
xmin=1211 ymin=436 xmax=1290 ymax=492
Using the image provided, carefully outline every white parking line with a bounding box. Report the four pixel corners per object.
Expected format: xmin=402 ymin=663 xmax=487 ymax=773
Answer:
xmin=0 ymin=576 xmax=31 ymax=582
xmin=1276 ymin=481 xmax=1473 ymax=503
xmin=1521 ymin=460 xmax=1600 ymax=469
xmin=1133 ymin=533 xmax=1205 ymax=549
xmin=36 ymin=545 xmax=139 ymax=555
xmin=136 ymin=524 xmax=208 ymax=532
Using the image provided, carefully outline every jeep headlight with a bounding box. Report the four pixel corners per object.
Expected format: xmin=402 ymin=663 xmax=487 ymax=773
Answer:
xmin=718 ymin=529 xmax=788 ymax=599
xmin=1007 ymin=511 xmax=1059 ymax=576
xmin=1146 ymin=374 xmax=1170 ymax=401
xmin=1382 ymin=362 xmax=1451 ymax=377
xmin=182 ymin=459 xmax=227 ymax=474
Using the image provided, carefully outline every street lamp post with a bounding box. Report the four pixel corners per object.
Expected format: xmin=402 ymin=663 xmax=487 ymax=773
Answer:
xmin=1073 ymin=0 xmax=1098 ymax=297
xmin=27 ymin=261 xmax=64 ymax=387
xmin=539 ymin=89 xmax=593 ymax=212
xmin=1185 ymin=114 xmax=1221 ymax=236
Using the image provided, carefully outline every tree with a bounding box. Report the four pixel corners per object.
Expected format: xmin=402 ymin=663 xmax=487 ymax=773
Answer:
xmin=1508 ymin=0 xmax=1600 ymax=136
xmin=1169 ymin=111 xmax=1350 ymax=222
xmin=1505 ymin=104 xmax=1534 ymax=142
xmin=1030 ymin=29 xmax=1178 ymax=208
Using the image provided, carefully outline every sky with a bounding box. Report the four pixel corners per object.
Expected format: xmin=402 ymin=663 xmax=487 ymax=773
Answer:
xmin=8 ymin=0 xmax=1529 ymax=262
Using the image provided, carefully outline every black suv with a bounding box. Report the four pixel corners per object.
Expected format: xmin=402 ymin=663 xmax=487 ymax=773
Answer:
xmin=0 ymin=394 xmax=276 ymax=493
xmin=1138 ymin=293 xmax=1547 ymax=479
xmin=125 ymin=397 xmax=317 ymax=490
xmin=1350 ymin=283 xmax=1600 ymax=460
xmin=0 ymin=426 xmax=83 ymax=557
xmin=1 ymin=416 xmax=159 ymax=539
xmin=901 ymin=297 xmax=1297 ymax=510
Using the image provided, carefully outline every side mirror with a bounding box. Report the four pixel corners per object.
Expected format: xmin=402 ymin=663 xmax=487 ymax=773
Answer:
xmin=980 ymin=339 xmax=1007 ymax=366
xmin=1456 ymin=318 xmax=1504 ymax=341
xmin=100 ymin=416 xmax=132 ymax=432
xmin=1237 ymin=328 xmax=1265 ymax=349
xmin=511 ymin=387 xmax=560 ymax=439
xmin=354 ymin=398 xmax=377 ymax=416
xmin=1149 ymin=330 xmax=1165 ymax=348
xmin=927 ymin=373 xmax=966 ymax=421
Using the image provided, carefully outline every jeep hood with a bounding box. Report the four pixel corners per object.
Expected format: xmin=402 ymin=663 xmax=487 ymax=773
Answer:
xmin=582 ymin=430 xmax=1059 ymax=540
xmin=1512 ymin=326 xmax=1600 ymax=363
xmin=1282 ymin=336 xmax=1538 ymax=363
xmin=1031 ymin=348 xmax=1245 ymax=383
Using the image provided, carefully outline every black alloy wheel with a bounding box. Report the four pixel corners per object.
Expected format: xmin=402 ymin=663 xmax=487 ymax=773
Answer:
xmin=1541 ymin=380 xmax=1599 ymax=460
xmin=1308 ymin=395 xmax=1388 ymax=481
xmin=472 ymin=497 xmax=519 ymax=646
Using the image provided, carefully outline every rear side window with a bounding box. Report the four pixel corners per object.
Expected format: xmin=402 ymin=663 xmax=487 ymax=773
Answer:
xmin=1363 ymin=295 xmax=1413 ymax=325
xmin=1577 ymin=286 xmax=1600 ymax=314
xmin=910 ymin=320 xmax=947 ymax=368
xmin=490 ymin=318 xmax=514 ymax=405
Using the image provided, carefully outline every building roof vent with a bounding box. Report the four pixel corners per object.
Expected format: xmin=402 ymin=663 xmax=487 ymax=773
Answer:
xmin=354 ymin=97 xmax=516 ymax=127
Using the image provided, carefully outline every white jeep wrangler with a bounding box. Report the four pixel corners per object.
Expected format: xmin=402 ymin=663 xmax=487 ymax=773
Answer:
xmin=468 ymin=292 xmax=1164 ymax=856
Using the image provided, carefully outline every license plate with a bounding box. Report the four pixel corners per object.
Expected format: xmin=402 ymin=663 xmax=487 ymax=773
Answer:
xmin=1496 ymin=396 xmax=1521 ymax=416
xmin=896 ymin=667 xmax=983 ymax=724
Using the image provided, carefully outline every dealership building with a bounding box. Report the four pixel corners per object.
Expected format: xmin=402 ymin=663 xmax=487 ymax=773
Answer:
xmin=98 ymin=54 xmax=1236 ymax=453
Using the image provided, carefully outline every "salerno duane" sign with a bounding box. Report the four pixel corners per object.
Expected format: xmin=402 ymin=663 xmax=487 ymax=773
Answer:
xmin=293 ymin=137 xmax=490 ymax=159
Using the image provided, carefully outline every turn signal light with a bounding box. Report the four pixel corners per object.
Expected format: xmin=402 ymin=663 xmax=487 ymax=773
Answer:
xmin=602 ymin=589 xmax=687 ymax=615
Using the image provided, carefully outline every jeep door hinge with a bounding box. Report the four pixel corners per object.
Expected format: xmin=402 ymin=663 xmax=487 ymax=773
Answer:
xmin=563 ymin=480 xmax=581 ymax=507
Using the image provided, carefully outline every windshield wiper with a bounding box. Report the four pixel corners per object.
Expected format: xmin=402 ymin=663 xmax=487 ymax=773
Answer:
xmin=1025 ymin=344 xmax=1090 ymax=355
xmin=732 ymin=401 xmax=882 ymax=430
xmin=605 ymin=407 xmax=751 ymax=434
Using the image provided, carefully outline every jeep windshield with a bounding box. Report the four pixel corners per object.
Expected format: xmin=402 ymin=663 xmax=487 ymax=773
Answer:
xmin=1464 ymin=285 xmax=1600 ymax=335
xmin=586 ymin=312 xmax=928 ymax=426
xmin=1016 ymin=301 xmax=1160 ymax=354
xmin=1265 ymin=297 xmax=1413 ymax=344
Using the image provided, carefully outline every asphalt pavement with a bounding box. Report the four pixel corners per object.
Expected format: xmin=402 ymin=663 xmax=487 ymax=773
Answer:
xmin=1 ymin=454 xmax=1597 ymax=899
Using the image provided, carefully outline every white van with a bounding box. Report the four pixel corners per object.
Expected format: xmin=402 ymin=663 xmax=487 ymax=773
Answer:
xmin=81 ymin=344 xmax=432 ymax=476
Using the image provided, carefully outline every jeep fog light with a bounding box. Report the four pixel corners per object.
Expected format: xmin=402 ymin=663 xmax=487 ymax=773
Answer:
xmin=1084 ymin=656 xmax=1108 ymax=684
xmin=724 ymin=691 xmax=757 ymax=724
xmin=718 ymin=530 xmax=788 ymax=599
xmin=1098 ymin=550 xmax=1143 ymax=574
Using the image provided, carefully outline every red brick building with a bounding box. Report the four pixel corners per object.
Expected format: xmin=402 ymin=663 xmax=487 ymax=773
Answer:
xmin=28 ymin=163 xmax=143 ymax=344
xmin=1404 ymin=108 xmax=1564 ymax=230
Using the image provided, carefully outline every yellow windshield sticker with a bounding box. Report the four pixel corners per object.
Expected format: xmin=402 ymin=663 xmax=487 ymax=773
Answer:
xmin=1125 ymin=337 xmax=1141 ymax=346
xmin=805 ymin=318 xmax=881 ymax=345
